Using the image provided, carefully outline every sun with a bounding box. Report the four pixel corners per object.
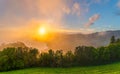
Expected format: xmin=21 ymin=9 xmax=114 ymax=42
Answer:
xmin=35 ymin=25 xmax=55 ymax=42
xmin=38 ymin=27 xmax=46 ymax=35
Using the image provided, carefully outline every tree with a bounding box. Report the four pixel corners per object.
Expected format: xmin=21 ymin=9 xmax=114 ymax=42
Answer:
xmin=54 ymin=50 xmax=63 ymax=67
xmin=0 ymin=47 xmax=24 ymax=71
xmin=108 ymin=43 xmax=120 ymax=61
xmin=39 ymin=52 xmax=50 ymax=67
xmin=28 ymin=48 xmax=39 ymax=67
xmin=110 ymin=36 xmax=116 ymax=44
xmin=48 ymin=49 xmax=55 ymax=67
xmin=74 ymin=46 xmax=97 ymax=66
xmin=116 ymin=38 xmax=120 ymax=43
xmin=63 ymin=51 xmax=74 ymax=67
xmin=97 ymin=47 xmax=110 ymax=64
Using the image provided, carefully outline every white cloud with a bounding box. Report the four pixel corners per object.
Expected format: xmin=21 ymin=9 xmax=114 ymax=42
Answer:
xmin=72 ymin=2 xmax=81 ymax=16
xmin=85 ymin=14 xmax=100 ymax=27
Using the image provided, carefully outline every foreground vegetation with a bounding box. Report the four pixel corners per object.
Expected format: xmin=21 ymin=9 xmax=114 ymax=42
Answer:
xmin=0 ymin=36 xmax=120 ymax=71
xmin=1 ymin=62 xmax=120 ymax=74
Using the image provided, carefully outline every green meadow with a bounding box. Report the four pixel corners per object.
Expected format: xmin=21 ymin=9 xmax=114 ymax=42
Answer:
xmin=1 ymin=62 xmax=120 ymax=74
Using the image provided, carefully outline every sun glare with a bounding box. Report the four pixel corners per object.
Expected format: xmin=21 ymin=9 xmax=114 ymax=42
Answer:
xmin=39 ymin=27 xmax=46 ymax=35
xmin=36 ymin=25 xmax=55 ymax=41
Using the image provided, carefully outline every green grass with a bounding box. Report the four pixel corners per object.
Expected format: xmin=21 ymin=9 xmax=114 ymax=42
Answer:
xmin=1 ymin=63 xmax=120 ymax=74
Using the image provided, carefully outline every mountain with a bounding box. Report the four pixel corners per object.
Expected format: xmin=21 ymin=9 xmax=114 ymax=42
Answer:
xmin=0 ymin=42 xmax=27 ymax=50
xmin=1 ymin=30 xmax=120 ymax=52
xmin=46 ymin=30 xmax=120 ymax=51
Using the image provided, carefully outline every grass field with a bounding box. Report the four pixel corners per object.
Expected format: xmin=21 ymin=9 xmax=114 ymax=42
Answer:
xmin=1 ymin=63 xmax=120 ymax=74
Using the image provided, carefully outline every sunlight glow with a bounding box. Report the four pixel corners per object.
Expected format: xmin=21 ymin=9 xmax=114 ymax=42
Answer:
xmin=34 ymin=24 xmax=57 ymax=42
xmin=39 ymin=27 xmax=46 ymax=35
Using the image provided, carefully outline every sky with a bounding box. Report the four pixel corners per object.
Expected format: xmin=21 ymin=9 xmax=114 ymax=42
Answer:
xmin=0 ymin=0 xmax=120 ymax=46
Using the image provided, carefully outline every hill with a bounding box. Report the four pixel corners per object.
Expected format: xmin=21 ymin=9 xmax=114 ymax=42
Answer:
xmin=0 ymin=42 xmax=27 ymax=51
xmin=46 ymin=30 xmax=120 ymax=51
xmin=1 ymin=30 xmax=120 ymax=52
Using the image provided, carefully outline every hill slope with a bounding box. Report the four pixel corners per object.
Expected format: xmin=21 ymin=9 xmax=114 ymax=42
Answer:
xmin=46 ymin=30 xmax=120 ymax=51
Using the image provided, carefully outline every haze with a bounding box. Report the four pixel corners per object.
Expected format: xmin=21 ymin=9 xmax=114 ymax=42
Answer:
xmin=0 ymin=0 xmax=120 ymax=50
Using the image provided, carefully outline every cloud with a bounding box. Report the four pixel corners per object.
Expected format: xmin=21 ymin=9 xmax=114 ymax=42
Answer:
xmin=90 ymin=0 xmax=110 ymax=4
xmin=85 ymin=14 xmax=100 ymax=27
xmin=115 ymin=11 xmax=120 ymax=16
xmin=98 ymin=31 xmax=107 ymax=36
xmin=117 ymin=0 xmax=120 ymax=8
xmin=92 ymin=0 xmax=101 ymax=3
xmin=72 ymin=2 xmax=81 ymax=16
xmin=0 ymin=0 xmax=104 ymax=35
xmin=3 ymin=0 xmax=69 ymax=21
xmin=115 ymin=0 xmax=120 ymax=16
xmin=1 ymin=0 xmax=81 ymax=19
xmin=0 ymin=0 xmax=84 ymax=29
xmin=58 ymin=28 xmax=95 ymax=34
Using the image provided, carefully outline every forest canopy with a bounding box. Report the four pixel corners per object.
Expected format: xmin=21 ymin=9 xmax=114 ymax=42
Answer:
xmin=0 ymin=36 xmax=120 ymax=71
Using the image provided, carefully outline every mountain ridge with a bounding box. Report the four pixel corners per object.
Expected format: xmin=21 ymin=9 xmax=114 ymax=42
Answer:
xmin=1 ymin=30 xmax=120 ymax=52
xmin=46 ymin=30 xmax=120 ymax=51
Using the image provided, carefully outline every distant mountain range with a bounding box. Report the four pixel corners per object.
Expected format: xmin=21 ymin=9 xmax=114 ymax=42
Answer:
xmin=46 ymin=30 xmax=120 ymax=51
xmin=1 ymin=30 xmax=120 ymax=52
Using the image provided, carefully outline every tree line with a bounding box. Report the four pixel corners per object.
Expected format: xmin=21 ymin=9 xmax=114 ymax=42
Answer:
xmin=0 ymin=36 xmax=120 ymax=71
